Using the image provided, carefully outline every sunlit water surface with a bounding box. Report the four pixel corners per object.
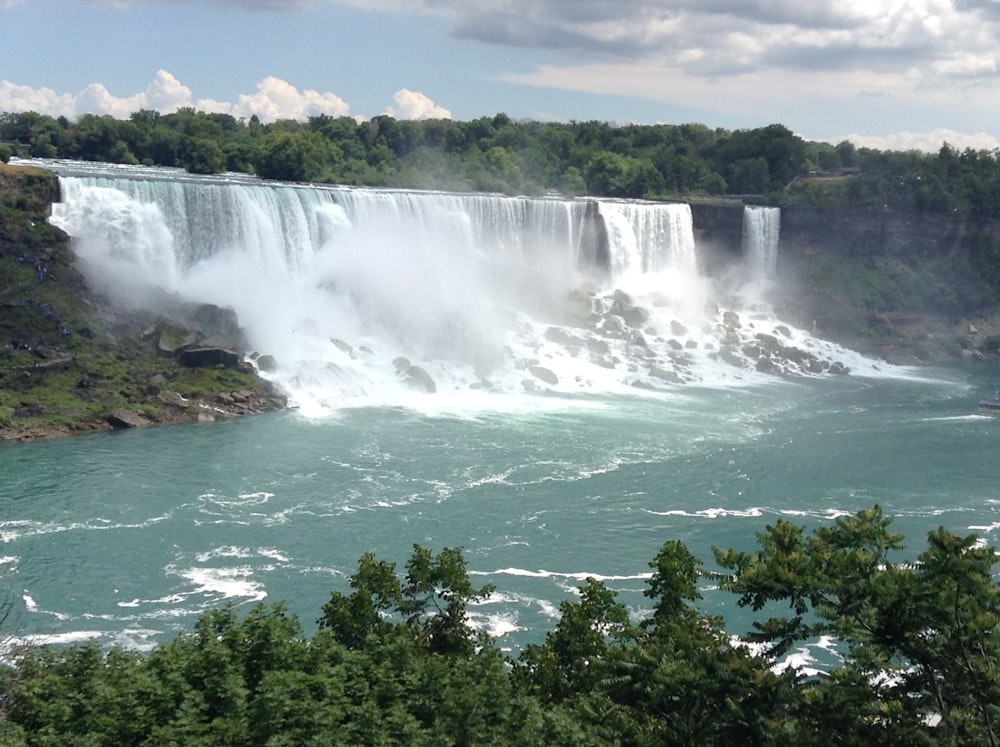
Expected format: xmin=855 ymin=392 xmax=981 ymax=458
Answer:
xmin=3 ymin=364 xmax=1000 ymax=663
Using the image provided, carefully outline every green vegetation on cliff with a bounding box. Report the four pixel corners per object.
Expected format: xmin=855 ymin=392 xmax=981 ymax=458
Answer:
xmin=0 ymin=163 xmax=284 ymax=442
xmin=1 ymin=508 xmax=997 ymax=746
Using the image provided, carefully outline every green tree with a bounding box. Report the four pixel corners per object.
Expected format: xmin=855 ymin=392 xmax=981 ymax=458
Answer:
xmin=715 ymin=505 xmax=1000 ymax=744
xmin=182 ymin=137 xmax=226 ymax=174
xmin=255 ymin=130 xmax=330 ymax=182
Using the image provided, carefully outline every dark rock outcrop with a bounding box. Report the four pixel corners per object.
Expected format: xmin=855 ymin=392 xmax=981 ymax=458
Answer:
xmin=106 ymin=410 xmax=151 ymax=429
xmin=176 ymin=346 xmax=244 ymax=369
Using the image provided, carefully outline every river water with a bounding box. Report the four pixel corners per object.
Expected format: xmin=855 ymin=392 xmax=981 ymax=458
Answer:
xmin=3 ymin=364 xmax=999 ymax=659
xmin=3 ymin=161 xmax=1000 ymax=664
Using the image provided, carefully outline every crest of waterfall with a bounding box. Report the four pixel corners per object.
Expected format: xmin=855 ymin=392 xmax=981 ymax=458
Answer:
xmin=42 ymin=161 xmax=886 ymax=414
xmin=742 ymin=206 xmax=781 ymax=279
xmin=596 ymin=201 xmax=697 ymax=280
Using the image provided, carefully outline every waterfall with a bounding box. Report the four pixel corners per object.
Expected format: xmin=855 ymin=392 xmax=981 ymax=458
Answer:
xmin=742 ymin=206 xmax=781 ymax=279
xmin=596 ymin=201 xmax=697 ymax=279
xmin=40 ymin=161 xmax=879 ymax=413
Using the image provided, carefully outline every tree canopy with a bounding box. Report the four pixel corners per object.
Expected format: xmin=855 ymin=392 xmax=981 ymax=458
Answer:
xmin=2 ymin=507 xmax=997 ymax=745
xmin=3 ymin=109 xmax=999 ymax=215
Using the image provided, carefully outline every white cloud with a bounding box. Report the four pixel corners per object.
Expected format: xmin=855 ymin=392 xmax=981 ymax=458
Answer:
xmin=227 ymin=76 xmax=350 ymax=121
xmin=0 ymin=71 xmax=448 ymax=126
xmin=145 ymin=69 xmax=196 ymax=111
xmin=0 ymin=81 xmax=76 ymax=115
xmin=0 ymin=70 xmax=350 ymax=123
xmin=74 ymin=83 xmax=147 ymax=119
xmin=832 ymin=129 xmax=1000 ymax=153
xmin=384 ymin=89 xmax=452 ymax=120
xmin=90 ymin=0 xmax=317 ymax=9
xmin=332 ymin=0 xmax=1000 ymax=88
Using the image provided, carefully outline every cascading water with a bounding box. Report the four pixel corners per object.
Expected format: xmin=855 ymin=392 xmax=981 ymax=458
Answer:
xmin=742 ymin=205 xmax=781 ymax=280
xmin=44 ymin=161 xmax=888 ymax=414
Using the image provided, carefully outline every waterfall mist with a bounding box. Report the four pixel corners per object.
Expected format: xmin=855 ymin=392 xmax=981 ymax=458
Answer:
xmin=46 ymin=163 xmax=893 ymax=415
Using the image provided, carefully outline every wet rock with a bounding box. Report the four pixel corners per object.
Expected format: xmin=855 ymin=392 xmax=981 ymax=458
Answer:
xmin=723 ymin=310 xmax=742 ymax=328
xmin=256 ymin=354 xmax=278 ymax=373
xmin=755 ymin=332 xmax=780 ymax=351
xmin=190 ymin=303 xmax=246 ymax=349
xmin=392 ymin=356 xmax=411 ymax=372
xmin=609 ymin=289 xmax=650 ymax=327
xmin=755 ymin=357 xmax=779 ymax=374
xmin=529 ymin=366 xmax=559 ymax=386
xmin=401 ymin=364 xmax=436 ymax=393
xmin=330 ymin=338 xmax=353 ymax=354
xmin=561 ymin=289 xmax=598 ymax=325
xmin=600 ymin=314 xmax=626 ymax=338
xmin=545 ymin=326 xmax=581 ymax=347
xmin=176 ymin=346 xmax=243 ymax=369
xmin=649 ymin=366 xmax=682 ymax=384
xmin=586 ymin=338 xmax=610 ymax=355
xmin=106 ymin=410 xmax=151 ymax=429
xmin=670 ymin=320 xmax=688 ymax=336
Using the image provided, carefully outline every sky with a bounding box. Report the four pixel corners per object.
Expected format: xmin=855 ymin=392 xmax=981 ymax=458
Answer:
xmin=2 ymin=0 xmax=1000 ymax=152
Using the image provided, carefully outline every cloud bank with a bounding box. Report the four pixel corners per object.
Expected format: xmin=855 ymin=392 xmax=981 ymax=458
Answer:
xmin=0 ymin=70 xmax=451 ymax=124
xmin=3 ymin=1 xmax=999 ymax=150
xmin=329 ymin=0 xmax=1000 ymax=148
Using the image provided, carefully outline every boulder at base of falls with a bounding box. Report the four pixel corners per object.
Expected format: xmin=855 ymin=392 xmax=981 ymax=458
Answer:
xmin=529 ymin=366 xmax=559 ymax=386
xmin=256 ymin=354 xmax=278 ymax=373
xmin=106 ymin=410 xmax=151 ymax=429
xmin=330 ymin=338 xmax=353 ymax=355
xmin=401 ymin=365 xmax=436 ymax=393
xmin=609 ymin=290 xmax=650 ymax=327
xmin=649 ymin=366 xmax=683 ymax=384
xmin=177 ymin=346 xmax=249 ymax=371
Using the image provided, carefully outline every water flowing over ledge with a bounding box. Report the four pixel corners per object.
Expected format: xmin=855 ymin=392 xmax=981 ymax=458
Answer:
xmin=44 ymin=161 xmax=900 ymax=416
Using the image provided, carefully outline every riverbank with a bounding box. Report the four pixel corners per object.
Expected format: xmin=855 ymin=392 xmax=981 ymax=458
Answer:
xmin=0 ymin=163 xmax=286 ymax=443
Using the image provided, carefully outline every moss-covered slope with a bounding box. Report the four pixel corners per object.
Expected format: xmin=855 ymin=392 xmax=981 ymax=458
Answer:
xmin=0 ymin=164 xmax=285 ymax=443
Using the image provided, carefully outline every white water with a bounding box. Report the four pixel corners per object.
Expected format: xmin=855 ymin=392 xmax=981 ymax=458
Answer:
xmin=44 ymin=162 xmax=901 ymax=415
xmin=743 ymin=205 xmax=781 ymax=280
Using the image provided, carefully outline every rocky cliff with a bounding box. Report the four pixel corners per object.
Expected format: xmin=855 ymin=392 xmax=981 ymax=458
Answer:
xmin=691 ymin=201 xmax=1000 ymax=363
xmin=0 ymin=165 xmax=286 ymax=442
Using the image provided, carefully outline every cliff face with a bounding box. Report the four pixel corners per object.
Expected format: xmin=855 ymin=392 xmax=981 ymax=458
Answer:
xmin=690 ymin=201 xmax=1000 ymax=363
xmin=688 ymin=203 xmax=744 ymax=276
xmin=778 ymin=207 xmax=1000 ymax=258
xmin=692 ymin=201 xmax=1000 ymax=262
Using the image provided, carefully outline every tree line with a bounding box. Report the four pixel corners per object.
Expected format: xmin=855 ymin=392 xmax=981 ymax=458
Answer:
xmin=2 ymin=109 xmax=1000 ymax=216
xmin=1 ymin=506 xmax=997 ymax=745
